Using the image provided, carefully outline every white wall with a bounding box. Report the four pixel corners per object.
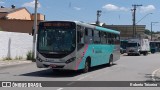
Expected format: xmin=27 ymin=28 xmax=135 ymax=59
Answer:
xmin=0 ymin=31 xmax=33 ymax=59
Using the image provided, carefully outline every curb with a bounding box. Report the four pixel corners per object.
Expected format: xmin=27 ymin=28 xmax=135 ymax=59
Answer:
xmin=0 ymin=61 xmax=34 ymax=70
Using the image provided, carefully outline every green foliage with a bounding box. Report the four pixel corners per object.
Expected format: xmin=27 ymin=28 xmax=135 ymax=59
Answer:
xmin=145 ymin=29 xmax=160 ymax=35
xmin=15 ymin=56 xmax=23 ymax=60
xmin=26 ymin=51 xmax=35 ymax=62
xmin=144 ymin=29 xmax=151 ymax=35
xmin=3 ymin=57 xmax=12 ymax=60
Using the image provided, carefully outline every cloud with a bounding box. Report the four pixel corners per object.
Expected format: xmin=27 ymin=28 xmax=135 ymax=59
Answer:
xmin=102 ymin=4 xmax=128 ymax=11
xmin=22 ymin=0 xmax=41 ymax=8
xmin=74 ymin=7 xmax=81 ymax=11
xmin=139 ymin=5 xmax=155 ymax=13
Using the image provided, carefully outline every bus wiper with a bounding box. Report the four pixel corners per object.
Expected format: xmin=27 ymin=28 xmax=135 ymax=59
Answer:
xmin=48 ymin=51 xmax=68 ymax=54
xmin=48 ymin=52 xmax=59 ymax=54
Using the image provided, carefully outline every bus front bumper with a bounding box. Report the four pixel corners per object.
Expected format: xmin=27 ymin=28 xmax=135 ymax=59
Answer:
xmin=36 ymin=59 xmax=76 ymax=70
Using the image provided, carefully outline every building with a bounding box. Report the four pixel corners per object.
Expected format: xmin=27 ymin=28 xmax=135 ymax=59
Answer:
xmin=0 ymin=5 xmax=45 ymax=34
xmin=0 ymin=5 xmax=45 ymax=20
xmin=102 ymin=24 xmax=146 ymax=39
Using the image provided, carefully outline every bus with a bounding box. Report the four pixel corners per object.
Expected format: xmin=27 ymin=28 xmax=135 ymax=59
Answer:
xmin=120 ymin=40 xmax=128 ymax=54
xmin=150 ymin=41 xmax=160 ymax=53
xmin=36 ymin=21 xmax=120 ymax=73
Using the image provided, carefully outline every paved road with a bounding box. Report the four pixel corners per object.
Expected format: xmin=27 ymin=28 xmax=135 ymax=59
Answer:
xmin=0 ymin=53 xmax=160 ymax=90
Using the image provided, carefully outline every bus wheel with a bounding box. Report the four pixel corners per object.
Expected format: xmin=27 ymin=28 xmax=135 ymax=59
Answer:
xmin=83 ymin=59 xmax=90 ymax=73
xmin=108 ymin=55 xmax=113 ymax=66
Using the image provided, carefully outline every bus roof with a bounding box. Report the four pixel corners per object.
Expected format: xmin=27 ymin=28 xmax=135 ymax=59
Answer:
xmin=75 ymin=21 xmax=120 ymax=35
xmin=95 ymin=26 xmax=120 ymax=35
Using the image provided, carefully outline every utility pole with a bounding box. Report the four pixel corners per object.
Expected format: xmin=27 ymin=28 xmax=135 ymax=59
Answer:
xmin=131 ymin=4 xmax=142 ymax=38
xmin=32 ymin=0 xmax=38 ymax=59
xmin=96 ymin=10 xmax=102 ymax=26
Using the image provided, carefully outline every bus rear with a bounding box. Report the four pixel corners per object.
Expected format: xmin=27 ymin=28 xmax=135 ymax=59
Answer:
xmin=36 ymin=21 xmax=77 ymax=70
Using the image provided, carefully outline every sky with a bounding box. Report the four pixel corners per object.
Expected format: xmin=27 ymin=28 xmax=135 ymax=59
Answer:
xmin=0 ymin=0 xmax=160 ymax=32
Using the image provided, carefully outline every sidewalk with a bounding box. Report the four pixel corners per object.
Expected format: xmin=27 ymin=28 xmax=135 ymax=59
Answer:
xmin=0 ymin=60 xmax=33 ymax=69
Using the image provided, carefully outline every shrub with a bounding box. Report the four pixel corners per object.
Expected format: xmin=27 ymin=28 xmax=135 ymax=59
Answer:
xmin=26 ymin=51 xmax=35 ymax=61
xmin=15 ymin=56 xmax=23 ymax=60
xmin=3 ymin=57 xmax=12 ymax=60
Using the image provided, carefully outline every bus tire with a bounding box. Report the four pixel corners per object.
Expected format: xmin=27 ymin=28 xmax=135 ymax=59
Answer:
xmin=108 ymin=55 xmax=113 ymax=66
xmin=83 ymin=58 xmax=90 ymax=73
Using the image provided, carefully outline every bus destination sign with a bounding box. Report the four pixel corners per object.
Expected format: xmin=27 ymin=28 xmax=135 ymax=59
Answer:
xmin=43 ymin=22 xmax=71 ymax=27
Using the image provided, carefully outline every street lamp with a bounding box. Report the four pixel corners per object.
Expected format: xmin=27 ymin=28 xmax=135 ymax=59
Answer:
xmin=96 ymin=10 xmax=102 ymax=26
xmin=135 ymin=13 xmax=152 ymax=38
xmin=151 ymin=22 xmax=159 ymax=41
xmin=136 ymin=13 xmax=152 ymax=24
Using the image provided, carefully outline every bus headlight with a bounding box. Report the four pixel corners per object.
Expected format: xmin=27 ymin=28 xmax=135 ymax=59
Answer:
xmin=37 ymin=57 xmax=43 ymax=62
xmin=65 ymin=57 xmax=76 ymax=64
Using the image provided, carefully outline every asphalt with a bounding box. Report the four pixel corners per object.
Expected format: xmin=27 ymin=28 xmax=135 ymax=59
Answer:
xmin=0 ymin=54 xmax=160 ymax=81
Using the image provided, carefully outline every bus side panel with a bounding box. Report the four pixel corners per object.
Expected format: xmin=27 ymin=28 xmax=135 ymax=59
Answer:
xmin=76 ymin=44 xmax=100 ymax=70
xmin=90 ymin=44 xmax=114 ymax=66
xmin=75 ymin=44 xmax=89 ymax=70
xmin=76 ymin=44 xmax=115 ymax=70
xmin=102 ymin=45 xmax=115 ymax=64
xmin=113 ymin=45 xmax=120 ymax=62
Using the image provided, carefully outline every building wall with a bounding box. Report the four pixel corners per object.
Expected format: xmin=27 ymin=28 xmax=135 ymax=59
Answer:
xmin=0 ymin=31 xmax=33 ymax=59
xmin=6 ymin=9 xmax=31 ymax=20
xmin=31 ymin=13 xmax=45 ymax=20
xmin=0 ymin=20 xmax=42 ymax=34
xmin=103 ymin=25 xmax=146 ymax=38
xmin=0 ymin=13 xmax=7 ymax=19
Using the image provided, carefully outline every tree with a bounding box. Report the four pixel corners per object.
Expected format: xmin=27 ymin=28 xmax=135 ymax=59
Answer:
xmin=144 ymin=29 xmax=151 ymax=35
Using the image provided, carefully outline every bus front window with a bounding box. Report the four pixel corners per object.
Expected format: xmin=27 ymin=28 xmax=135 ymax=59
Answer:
xmin=38 ymin=28 xmax=76 ymax=54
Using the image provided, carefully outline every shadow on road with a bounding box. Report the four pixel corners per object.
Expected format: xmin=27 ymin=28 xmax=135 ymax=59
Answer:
xmin=20 ymin=64 xmax=117 ymax=78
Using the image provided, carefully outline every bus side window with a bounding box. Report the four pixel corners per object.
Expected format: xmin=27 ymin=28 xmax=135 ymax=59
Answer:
xmin=108 ymin=33 xmax=112 ymax=44
xmin=85 ymin=28 xmax=88 ymax=36
xmin=84 ymin=28 xmax=93 ymax=44
xmin=94 ymin=30 xmax=100 ymax=44
xmin=101 ymin=32 xmax=107 ymax=44
xmin=77 ymin=26 xmax=85 ymax=50
xmin=115 ymin=35 xmax=120 ymax=45
xmin=77 ymin=26 xmax=84 ymax=44
xmin=105 ymin=32 xmax=108 ymax=44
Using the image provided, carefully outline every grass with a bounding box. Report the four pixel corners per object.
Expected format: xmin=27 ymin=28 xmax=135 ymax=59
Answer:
xmin=3 ymin=57 xmax=12 ymax=61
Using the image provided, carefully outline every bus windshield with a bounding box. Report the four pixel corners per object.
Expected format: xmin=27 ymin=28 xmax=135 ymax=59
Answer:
xmin=120 ymin=40 xmax=128 ymax=49
xmin=37 ymin=27 xmax=76 ymax=54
